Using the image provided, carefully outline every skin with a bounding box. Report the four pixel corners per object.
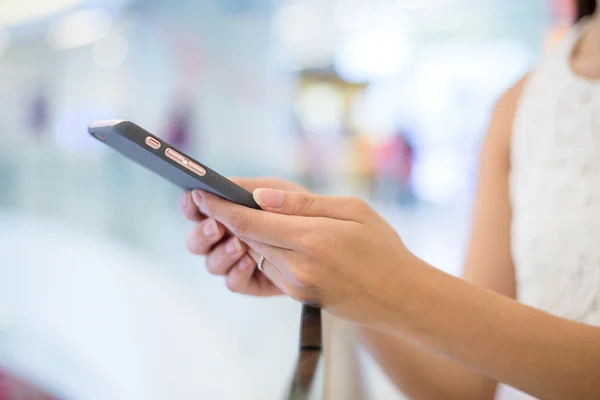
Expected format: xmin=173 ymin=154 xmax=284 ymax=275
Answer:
xmin=180 ymin=9 xmax=600 ymax=400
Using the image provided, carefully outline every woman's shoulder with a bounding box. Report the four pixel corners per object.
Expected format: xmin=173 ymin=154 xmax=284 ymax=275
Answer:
xmin=484 ymin=74 xmax=530 ymax=159
xmin=487 ymin=23 xmax=585 ymax=147
xmin=496 ymin=75 xmax=530 ymax=116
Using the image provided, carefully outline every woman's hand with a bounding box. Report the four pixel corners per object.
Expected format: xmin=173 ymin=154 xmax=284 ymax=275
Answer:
xmin=191 ymin=187 xmax=419 ymax=325
xmin=180 ymin=178 xmax=308 ymax=297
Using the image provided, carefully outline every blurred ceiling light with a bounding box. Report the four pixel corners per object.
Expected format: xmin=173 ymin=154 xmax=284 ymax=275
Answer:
xmin=93 ymin=31 xmax=129 ymax=69
xmin=295 ymin=83 xmax=345 ymax=135
xmin=0 ymin=0 xmax=87 ymax=26
xmin=333 ymin=0 xmax=374 ymax=31
xmin=335 ymin=27 xmax=412 ymax=83
xmin=47 ymin=8 xmax=111 ymax=51
xmin=0 ymin=26 xmax=10 ymax=57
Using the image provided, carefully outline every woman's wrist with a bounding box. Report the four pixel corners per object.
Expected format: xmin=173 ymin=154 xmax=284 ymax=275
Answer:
xmin=356 ymin=250 xmax=437 ymax=333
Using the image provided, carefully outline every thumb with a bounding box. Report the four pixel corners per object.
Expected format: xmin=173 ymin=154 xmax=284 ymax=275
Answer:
xmin=253 ymin=189 xmax=367 ymax=221
xmin=230 ymin=177 xmax=308 ymax=193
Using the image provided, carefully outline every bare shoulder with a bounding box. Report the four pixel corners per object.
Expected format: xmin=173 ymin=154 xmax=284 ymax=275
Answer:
xmin=493 ymin=74 xmax=530 ymax=127
xmin=485 ymin=74 xmax=530 ymax=162
xmin=498 ymin=74 xmax=529 ymax=106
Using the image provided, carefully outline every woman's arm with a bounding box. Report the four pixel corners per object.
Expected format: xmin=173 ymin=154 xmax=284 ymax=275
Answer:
xmin=353 ymin=77 xmax=525 ymax=400
xmin=386 ymin=257 xmax=600 ymax=400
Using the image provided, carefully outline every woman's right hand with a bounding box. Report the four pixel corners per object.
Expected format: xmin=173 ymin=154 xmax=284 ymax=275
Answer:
xmin=180 ymin=177 xmax=308 ymax=297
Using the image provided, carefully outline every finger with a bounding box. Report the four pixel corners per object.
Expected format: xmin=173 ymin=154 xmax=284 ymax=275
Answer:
xmin=229 ymin=177 xmax=308 ymax=193
xmin=206 ymin=236 xmax=246 ymax=276
xmin=180 ymin=191 xmax=205 ymax=222
xmin=224 ymin=255 xmax=259 ymax=294
xmin=223 ymin=252 xmax=285 ymax=297
xmin=193 ymin=190 xmax=311 ymax=250
xmin=243 ymin=238 xmax=305 ymax=285
xmin=245 ymin=246 xmax=288 ymax=293
xmin=246 ymin=244 xmax=320 ymax=305
xmin=253 ymin=189 xmax=370 ymax=222
xmin=186 ymin=218 xmax=227 ymax=255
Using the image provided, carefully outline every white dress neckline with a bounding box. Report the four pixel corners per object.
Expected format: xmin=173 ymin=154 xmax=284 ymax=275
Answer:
xmin=562 ymin=18 xmax=600 ymax=86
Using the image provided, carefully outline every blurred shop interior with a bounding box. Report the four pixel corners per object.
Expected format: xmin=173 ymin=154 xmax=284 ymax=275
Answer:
xmin=0 ymin=0 xmax=576 ymax=399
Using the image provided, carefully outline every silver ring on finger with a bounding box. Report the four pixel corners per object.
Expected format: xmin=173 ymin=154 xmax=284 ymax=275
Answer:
xmin=257 ymin=256 xmax=265 ymax=272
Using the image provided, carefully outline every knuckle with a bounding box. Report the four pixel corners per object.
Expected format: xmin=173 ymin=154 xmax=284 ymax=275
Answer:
xmin=297 ymin=231 xmax=328 ymax=256
xmin=231 ymin=213 xmax=251 ymax=235
xmin=205 ymin=256 xmax=222 ymax=276
xmin=289 ymin=261 xmax=317 ymax=288
xmin=179 ymin=194 xmax=189 ymax=213
xmin=294 ymin=193 xmax=315 ymax=216
xmin=351 ymin=198 xmax=370 ymax=214
xmin=284 ymin=284 xmax=314 ymax=304
xmin=201 ymin=197 xmax=215 ymax=216
xmin=225 ymin=278 xmax=240 ymax=293
xmin=311 ymin=235 xmax=330 ymax=256
xmin=295 ymin=272 xmax=317 ymax=289
xmin=186 ymin=233 xmax=205 ymax=255
xmin=296 ymin=233 xmax=315 ymax=253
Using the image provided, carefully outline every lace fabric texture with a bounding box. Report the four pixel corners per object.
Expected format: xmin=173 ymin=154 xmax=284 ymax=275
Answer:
xmin=511 ymin=22 xmax=600 ymax=326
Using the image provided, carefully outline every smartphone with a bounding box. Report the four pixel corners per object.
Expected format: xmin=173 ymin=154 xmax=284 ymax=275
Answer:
xmin=88 ymin=120 xmax=260 ymax=209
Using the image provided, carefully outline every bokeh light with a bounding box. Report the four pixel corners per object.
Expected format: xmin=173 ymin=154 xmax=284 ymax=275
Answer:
xmin=274 ymin=2 xmax=336 ymax=69
xmin=93 ymin=31 xmax=129 ymax=70
xmin=333 ymin=0 xmax=374 ymax=31
xmin=0 ymin=0 xmax=88 ymax=26
xmin=295 ymin=83 xmax=345 ymax=135
xmin=412 ymin=148 xmax=465 ymax=204
xmin=335 ymin=27 xmax=412 ymax=83
xmin=46 ymin=8 xmax=112 ymax=51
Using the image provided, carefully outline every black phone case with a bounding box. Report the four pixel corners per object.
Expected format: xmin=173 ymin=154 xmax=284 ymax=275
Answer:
xmin=88 ymin=121 xmax=260 ymax=209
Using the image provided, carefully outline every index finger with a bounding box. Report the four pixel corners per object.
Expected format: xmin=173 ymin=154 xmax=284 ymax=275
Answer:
xmin=180 ymin=191 xmax=205 ymax=222
xmin=194 ymin=190 xmax=310 ymax=250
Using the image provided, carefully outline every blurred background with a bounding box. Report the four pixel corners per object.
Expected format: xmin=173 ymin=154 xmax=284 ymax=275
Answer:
xmin=0 ymin=0 xmax=575 ymax=399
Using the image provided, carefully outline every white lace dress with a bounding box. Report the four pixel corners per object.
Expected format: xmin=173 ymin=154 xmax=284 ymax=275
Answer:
xmin=498 ymin=20 xmax=600 ymax=400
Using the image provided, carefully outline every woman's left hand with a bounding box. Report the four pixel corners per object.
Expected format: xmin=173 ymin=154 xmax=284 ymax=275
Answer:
xmin=192 ymin=188 xmax=420 ymax=325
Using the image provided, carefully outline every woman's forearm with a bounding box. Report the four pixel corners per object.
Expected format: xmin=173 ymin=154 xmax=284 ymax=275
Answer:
xmin=380 ymin=255 xmax=600 ymax=400
xmin=356 ymin=325 xmax=498 ymax=400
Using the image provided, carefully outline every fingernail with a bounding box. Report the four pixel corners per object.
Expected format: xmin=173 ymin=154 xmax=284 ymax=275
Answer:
xmin=226 ymin=237 xmax=242 ymax=255
xmin=239 ymin=256 xmax=252 ymax=270
xmin=203 ymin=219 xmax=218 ymax=238
xmin=254 ymin=189 xmax=285 ymax=208
xmin=192 ymin=190 xmax=204 ymax=207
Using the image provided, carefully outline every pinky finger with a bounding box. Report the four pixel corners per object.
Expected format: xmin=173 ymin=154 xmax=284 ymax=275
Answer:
xmin=225 ymin=255 xmax=255 ymax=294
